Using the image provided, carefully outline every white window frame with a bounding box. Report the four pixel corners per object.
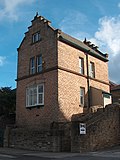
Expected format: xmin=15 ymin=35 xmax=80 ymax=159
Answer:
xmin=79 ymin=57 xmax=84 ymax=74
xmin=37 ymin=55 xmax=42 ymax=73
xmin=89 ymin=62 xmax=95 ymax=78
xmin=80 ymin=87 xmax=85 ymax=106
xmin=32 ymin=32 xmax=40 ymax=43
xmin=26 ymin=84 xmax=44 ymax=107
xmin=30 ymin=57 xmax=35 ymax=74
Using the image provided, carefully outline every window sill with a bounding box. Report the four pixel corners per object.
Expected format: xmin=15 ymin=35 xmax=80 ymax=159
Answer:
xmin=79 ymin=72 xmax=84 ymax=75
xmin=29 ymin=70 xmax=43 ymax=76
xmin=26 ymin=105 xmax=44 ymax=109
xmin=31 ymin=39 xmax=42 ymax=45
xmin=89 ymin=76 xmax=95 ymax=79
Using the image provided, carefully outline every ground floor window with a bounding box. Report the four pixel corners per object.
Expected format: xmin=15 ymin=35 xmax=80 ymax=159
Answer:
xmin=26 ymin=84 xmax=44 ymax=107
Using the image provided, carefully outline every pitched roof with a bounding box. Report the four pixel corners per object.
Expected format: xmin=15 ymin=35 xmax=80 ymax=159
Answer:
xmin=111 ymin=85 xmax=120 ymax=91
xmin=18 ymin=14 xmax=109 ymax=62
xmin=58 ymin=31 xmax=108 ymax=62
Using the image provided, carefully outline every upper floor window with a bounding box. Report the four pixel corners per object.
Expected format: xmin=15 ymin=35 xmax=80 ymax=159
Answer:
xmin=32 ymin=32 xmax=41 ymax=43
xmin=26 ymin=84 xmax=44 ymax=107
xmin=80 ymin=87 xmax=85 ymax=106
xmin=30 ymin=57 xmax=35 ymax=74
xmin=79 ymin=57 xmax=84 ymax=74
xmin=30 ymin=55 xmax=43 ymax=75
xmin=89 ymin=62 xmax=95 ymax=78
xmin=37 ymin=55 xmax=42 ymax=73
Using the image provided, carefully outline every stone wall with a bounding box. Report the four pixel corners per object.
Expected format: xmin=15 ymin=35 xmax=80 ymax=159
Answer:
xmin=8 ymin=128 xmax=54 ymax=151
xmin=71 ymin=104 xmax=120 ymax=152
xmin=4 ymin=105 xmax=120 ymax=152
xmin=4 ymin=122 xmax=71 ymax=152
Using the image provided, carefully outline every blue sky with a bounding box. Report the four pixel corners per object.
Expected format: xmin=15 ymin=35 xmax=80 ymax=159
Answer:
xmin=0 ymin=0 xmax=120 ymax=88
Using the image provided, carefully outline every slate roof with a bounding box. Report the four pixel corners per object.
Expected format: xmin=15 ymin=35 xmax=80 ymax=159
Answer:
xmin=18 ymin=14 xmax=109 ymax=63
xmin=111 ymin=85 xmax=120 ymax=91
xmin=58 ymin=31 xmax=108 ymax=62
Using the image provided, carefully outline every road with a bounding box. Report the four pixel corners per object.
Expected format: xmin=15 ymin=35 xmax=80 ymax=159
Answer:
xmin=0 ymin=154 xmax=120 ymax=160
xmin=0 ymin=147 xmax=120 ymax=160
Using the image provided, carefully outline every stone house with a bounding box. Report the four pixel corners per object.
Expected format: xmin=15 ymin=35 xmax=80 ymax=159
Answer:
xmin=16 ymin=14 xmax=111 ymax=129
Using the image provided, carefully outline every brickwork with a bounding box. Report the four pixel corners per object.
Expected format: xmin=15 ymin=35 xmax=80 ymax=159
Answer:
xmin=58 ymin=41 xmax=86 ymax=73
xmin=57 ymin=41 xmax=110 ymax=121
xmin=90 ymin=80 xmax=110 ymax=92
xmin=58 ymin=41 xmax=109 ymax=84
xmin=58 ymin=69 xmax=87 ymax=121
xmin=16 ymin=16 xmax=59 ymax=128
xmin=18 ymin=17 xmax=57 ymax=79
xmin=16 ymin=15 xmax=110 ymax=129
xmin=88 ymin=55 xmax=109 ymax=83
xmin=16 ymin=71 xmax=59 ymax=129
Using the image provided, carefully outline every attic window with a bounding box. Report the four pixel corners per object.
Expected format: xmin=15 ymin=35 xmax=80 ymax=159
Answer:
xmin=32 ymin=32 xmax=41 ymax=43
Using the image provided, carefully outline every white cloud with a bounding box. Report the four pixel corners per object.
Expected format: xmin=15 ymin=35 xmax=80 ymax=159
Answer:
xmin=89 ymin=15 xmax=120 ymax=83
xmin=0 ymin=56 xmax=6 ymax=66
xmin=59 ymin=11 xmax=120 ymax=83
xmin=90 ymin=16 xmax=120 ymax=57
xmin=0 ymin=0 xmax=34 ymax=21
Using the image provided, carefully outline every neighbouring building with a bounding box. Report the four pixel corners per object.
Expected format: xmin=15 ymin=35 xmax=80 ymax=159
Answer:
xmin=16 ymin=14 xmax=111 ymax=129
xmin=110 ymin=81 xmax=120 ymax=104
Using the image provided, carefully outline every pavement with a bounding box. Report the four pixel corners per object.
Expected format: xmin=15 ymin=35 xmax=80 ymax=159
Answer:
xmin=0 ymin=147 xmax=81 ymax=159
xmin=0 ymin=146 xmax=120 ymax=159
xmin=86 ymin=146 xmax=120 ymax=159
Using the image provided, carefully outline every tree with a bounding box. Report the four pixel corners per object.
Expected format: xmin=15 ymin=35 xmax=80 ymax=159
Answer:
xmin=0 ymin=87 xmax=16 ymax=116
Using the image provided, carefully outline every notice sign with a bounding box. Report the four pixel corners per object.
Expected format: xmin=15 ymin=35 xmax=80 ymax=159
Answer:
xmin=79 ymin=123 xmax=86 ymax=135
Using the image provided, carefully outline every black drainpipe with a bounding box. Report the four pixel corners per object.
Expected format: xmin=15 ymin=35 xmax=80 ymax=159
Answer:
xmin=86 ymin=50 xmax=91 ymax=108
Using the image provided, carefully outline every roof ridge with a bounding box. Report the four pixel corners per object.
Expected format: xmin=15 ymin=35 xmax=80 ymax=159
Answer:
xmin=58 ymin=31 xmax=108 ymax=62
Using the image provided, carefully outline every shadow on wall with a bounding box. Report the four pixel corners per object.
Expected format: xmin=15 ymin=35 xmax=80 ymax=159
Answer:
xmin=71 ymin=104 xmax=120 ymax=152
xmin=0 ymin=113 xmax=15 ymax=147
xmin=3 ymin=86 xmax=112 ymax=152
